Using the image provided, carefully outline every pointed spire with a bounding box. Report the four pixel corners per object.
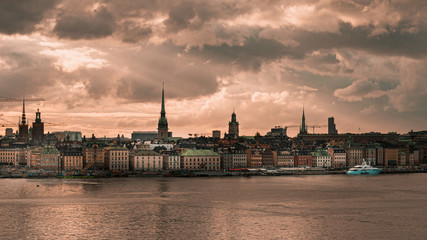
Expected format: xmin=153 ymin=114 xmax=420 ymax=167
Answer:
xmin=158 ymin=82 xmax=168 ymax=139
xmin=21 ymin=99 xmax=26 ymax=124
xmin=300 ymin=105 xmax=307 ymax=134
xmin=161 ymin=82 xmax=165 ymax=115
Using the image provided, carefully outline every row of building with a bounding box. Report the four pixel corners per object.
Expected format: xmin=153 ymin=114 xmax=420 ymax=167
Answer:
xmin=1 ymin=139 xmax=425 ymax=172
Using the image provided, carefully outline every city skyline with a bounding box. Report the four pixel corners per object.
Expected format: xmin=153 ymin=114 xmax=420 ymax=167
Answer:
xmin=0 ymin=0 xmax=426 ymax=138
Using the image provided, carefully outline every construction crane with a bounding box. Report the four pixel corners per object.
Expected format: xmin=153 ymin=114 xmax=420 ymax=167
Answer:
xmin=0 ymin=97 xmax=45 ymax=103
xmin=284 ymin=125 xmax=299 ymax=130
xmin=307 ymin=125 xmax=328 ymax=134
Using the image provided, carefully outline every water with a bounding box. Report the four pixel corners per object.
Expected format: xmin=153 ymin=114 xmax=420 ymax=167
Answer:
xmin=0 ymin=174 xmax=426 ymax=240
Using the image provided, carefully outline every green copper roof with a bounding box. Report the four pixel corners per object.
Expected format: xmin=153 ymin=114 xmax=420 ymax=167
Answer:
xmin=41 ymin=146 xmax=60 ymax=154
xmin=181 ymin=149 xmax=220 ymax=157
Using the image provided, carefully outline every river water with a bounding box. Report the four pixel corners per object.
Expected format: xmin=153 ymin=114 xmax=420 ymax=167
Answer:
xmin=0 ymin=174 xmax=426 ymax=240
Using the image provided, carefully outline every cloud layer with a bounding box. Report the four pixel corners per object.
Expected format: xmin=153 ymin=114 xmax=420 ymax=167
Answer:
xmin=0 ymin=0 xmax=426 ymax=137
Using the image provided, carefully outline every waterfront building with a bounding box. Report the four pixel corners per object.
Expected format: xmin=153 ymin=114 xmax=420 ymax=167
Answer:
xmin=32 ymin=108 xmax=44 ymax=145
xmin=162 ymin=151 xmax=180 ymax=170
xmin=221 ymin=149 xmax=247 ymax=170
xmin=180 ymin=149 xmax=220 ymax=171
xmin=399 ymin=151 xmax=407 ymax=166
xmin=29 ymin=146 xmax=60 ymax=171
xmin=82 ymin=145 xmax=105 ymax=170
xmin=227 ymin=111 xmax=239 ymax=139
xmin=18 ymin=101 xmax=29 ymax=142
xmin=222 ymin=151 xmax=233 ymax=170
xmin=384 ymin=148 xmax=399 ymax=167
xmin=365 ymin=144 xmax=382 ymax=166
xmin=277 ymin=151 xmax=294 ymax=167
xmin=62 ymin=148 xmax=83 ymax=171
xmin=311 ymin=150 xmax=331 ymax=168
xmin=158 ymin=84 xmax=169 ymax=140
xmin=130 ymin=150 xmax=163 ymax=171
xmin=262 ymin=148 xmax=274 ymax=167
xmin=105 ymin=147 xmax=129 ymax=171
xmin=294 ymin=154 xmax=313 ymax=167
xmin=0 ymin=148 xmax=20 ymax=166
xmin=328 ymin=117 xmax=338 ymax=135
xmin=346 ymin=147 xmax=365 ymax=167
xmin=327 ymin=147 xmax=346 ymax=168
xmin=245 ymin=148 xmax=262 ymax=168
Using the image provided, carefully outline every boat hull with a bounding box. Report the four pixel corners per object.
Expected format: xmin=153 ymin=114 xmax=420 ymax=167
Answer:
xmin=346 ymin=169 xmax=382 ymax=175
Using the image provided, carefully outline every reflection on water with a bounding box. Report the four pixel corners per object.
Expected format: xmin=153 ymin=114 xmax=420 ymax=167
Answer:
xmin=0 ymin=174 xmax=426 ymax=239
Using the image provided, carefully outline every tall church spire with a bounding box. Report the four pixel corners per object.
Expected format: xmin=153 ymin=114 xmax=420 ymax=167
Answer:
xmin=158 ymin=83 xmax=168 ymax=140
xmin=21 ymin=99 xmax=26 ymax=124
xmin=300 ymin=105 xmax=307 ymax=134
xmin=161 ymin=82 xmax=166 ymax=117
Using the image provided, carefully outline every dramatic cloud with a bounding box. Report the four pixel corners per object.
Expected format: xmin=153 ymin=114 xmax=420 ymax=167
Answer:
xmin=54 ymin=6 xmax=115 ymax=39
xmin=0 ymin=0 xmax=56 ymax=34
xmin=334 ymin=79 xmax=386 ymax=102
xmin=0 ymin=0 xmax=426 ymax=136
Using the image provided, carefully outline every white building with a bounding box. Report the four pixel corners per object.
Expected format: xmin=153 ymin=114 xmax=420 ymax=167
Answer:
xmin=311 ymin=150 xmax=331 ymax=168
xmin=130 ymin=150 xmax=163 ymax=171
xmin=105 ymin=147 xmax=129 ymax=171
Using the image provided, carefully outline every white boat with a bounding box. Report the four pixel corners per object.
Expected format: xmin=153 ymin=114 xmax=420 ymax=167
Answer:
xmin=346 ymin=160 xmax=382 ymax=175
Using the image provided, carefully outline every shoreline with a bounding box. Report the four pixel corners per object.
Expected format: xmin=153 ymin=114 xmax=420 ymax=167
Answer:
xmin=1 ymin=168 xmax=426 ymax=179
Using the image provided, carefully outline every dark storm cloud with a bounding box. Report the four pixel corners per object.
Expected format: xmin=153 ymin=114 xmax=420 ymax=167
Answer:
xmin=278 ymin=21 xmax=427 ymax=59
xmin=0 ymin=0 xmax=56 ymax=34
xmin=53 ymin=6 xmax=115 ymax=39
xmin=190 ymin=36 xmax=303 ymax=71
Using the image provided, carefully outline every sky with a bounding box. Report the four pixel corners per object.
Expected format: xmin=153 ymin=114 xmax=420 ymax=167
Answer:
xmin=0 ymin=0 xmax=426 ymax=138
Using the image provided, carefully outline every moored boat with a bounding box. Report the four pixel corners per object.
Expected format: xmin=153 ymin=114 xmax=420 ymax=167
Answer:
xmin=346 ymin=160 xmax=382 ymax=175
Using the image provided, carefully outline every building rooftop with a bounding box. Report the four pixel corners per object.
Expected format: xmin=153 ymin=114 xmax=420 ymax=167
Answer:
xmin=181 ymin=149 xmax=220 ymax=157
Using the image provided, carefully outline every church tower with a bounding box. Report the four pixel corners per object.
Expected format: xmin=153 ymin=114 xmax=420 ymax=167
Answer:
xmin=18 ymin=100 xmax=29 ymax=142
xmin=299 ymin=106 xmax=307 ymax=134
xmin=32 ymin=108 xmax=44 ymax=144
xmin=228 ymin=111 xmax=239 ymax=139
xmin=157 ymin=83 xmax=168 ymax=139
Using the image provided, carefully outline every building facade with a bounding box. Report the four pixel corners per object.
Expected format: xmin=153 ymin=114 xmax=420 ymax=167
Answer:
xmin=162 ymin=151 xmax=180 ymax=170
xmin=82 ymin=145 xmax=105 ymax=170
xmin=62 ymin=149 xmax=83 ymax=171
xmin=130 ymin=150 xmax=163 ymax=171
xmin=105 ymin=147 xmax=129 ymax=171
xmin=180 ymin=149 xmax=221 ymax=170
xmin=246 ymin=149 xmax=262 ymax=168
xmin=311 ymin=150 xmax=331 ymax=168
